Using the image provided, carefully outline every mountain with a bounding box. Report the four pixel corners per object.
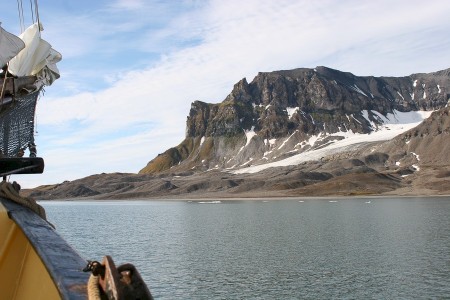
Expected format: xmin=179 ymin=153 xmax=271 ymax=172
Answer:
xmin=139 ymin=66 xmax=449 ymax=175
xmin=25 ymin=67 xmax=450 ymax=199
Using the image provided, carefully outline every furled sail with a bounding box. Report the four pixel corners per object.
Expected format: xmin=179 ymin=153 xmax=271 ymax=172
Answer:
xmin=8 ymin=23 xmax=61 ymax=87
xmin=1 ymin=22 xmax=62 ymax=158
xmin=0 ymin=24 xmax=25 ymax=68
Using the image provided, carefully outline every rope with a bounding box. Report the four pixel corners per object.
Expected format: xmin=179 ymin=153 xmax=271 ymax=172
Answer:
xmin=87 ymin=274 xmax=102 ymax=300
xmin=29 ymin=0 xmax=35 ymax=24
xmin=16 ymin=0 xmax=41 ymax=33
xmin=0 ymin=180 xmax=46 ymax=220
xmin=17 ymin=0 xmax=25 ymax=33
xmin=0 ymin=66 xmax=9 ymax=111
xmin=34 ymin=0 xmax=41 ymax=31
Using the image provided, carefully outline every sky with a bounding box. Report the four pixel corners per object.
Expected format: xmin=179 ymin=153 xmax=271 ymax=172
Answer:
xmin=1 ymin=0 xmax=450 ymax=188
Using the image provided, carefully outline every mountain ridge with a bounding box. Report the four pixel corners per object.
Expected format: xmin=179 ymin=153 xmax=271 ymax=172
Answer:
xmin=24 ymin=66 xmax=450 ymax=199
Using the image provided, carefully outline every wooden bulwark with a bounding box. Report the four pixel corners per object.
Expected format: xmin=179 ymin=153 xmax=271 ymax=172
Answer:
xmin=0 ymin=198 xmax=89 ymax=299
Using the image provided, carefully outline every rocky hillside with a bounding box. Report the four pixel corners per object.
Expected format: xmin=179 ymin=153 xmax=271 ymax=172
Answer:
xmin=24 ymin=67 xmax=450 ymax=200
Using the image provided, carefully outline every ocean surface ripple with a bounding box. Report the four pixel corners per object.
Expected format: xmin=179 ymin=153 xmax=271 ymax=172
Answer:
xmin=42 ymin=197 xmax=450 ymax=299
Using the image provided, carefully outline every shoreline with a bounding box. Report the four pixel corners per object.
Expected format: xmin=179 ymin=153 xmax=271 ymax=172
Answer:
xmin=37 ymin=193 xmax=450 ymax=202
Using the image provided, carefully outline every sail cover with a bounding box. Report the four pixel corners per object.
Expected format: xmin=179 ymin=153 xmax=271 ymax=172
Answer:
xmin=8 ymin=23 xmax=61 ymax=86
xmin=0 ymin=25 xmax=25 ymax=68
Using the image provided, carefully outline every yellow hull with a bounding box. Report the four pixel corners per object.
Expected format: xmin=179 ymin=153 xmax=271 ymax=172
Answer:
xmin=0 ymin=202 xmax=60 ymax=299
xmin=0 ymin=199 xmax=89 ymax=299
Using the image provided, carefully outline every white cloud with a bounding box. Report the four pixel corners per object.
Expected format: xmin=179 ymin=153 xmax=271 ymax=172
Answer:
xmin=9 ymin=0 xmax=450 ymax=188
xmin=109 ymin=0 xmax=146 ymax=11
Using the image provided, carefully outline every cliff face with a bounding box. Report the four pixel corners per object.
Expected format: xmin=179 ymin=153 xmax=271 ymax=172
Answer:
xmin=187 ymin=66 xmax=449 ymax=137
xmin=139 ymin=66 xmax=450 ymax=175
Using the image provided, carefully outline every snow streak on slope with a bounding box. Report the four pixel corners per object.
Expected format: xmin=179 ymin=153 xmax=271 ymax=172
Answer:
xmin=232 ymin=110 xmax=432 ymax=174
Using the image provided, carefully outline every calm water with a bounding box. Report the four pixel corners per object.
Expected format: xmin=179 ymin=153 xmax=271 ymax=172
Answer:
xmin=41 ymin=197 xmax=450 ymax=299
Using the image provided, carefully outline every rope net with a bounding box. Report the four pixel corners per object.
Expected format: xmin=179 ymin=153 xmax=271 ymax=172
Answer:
xmin=0 ymin=89 xmax=39 ymax=157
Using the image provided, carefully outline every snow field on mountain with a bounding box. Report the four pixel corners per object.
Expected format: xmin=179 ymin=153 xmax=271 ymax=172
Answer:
xmin=232 ymin=110 xmax=432 ymax=174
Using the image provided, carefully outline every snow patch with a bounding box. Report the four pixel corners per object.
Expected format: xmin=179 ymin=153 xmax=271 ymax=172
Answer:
xmin=370 ymin=110 xmax=430 ymax=125
xmin=239 ymin=158 xmax=253 ymax=167
xmin=263 ymin=149 xmax=273 ymax=157
xmin=437 ymin=85 xmax=441 ymax=93
xmin=351 ymin=114 xmax=361 ymax=125
xmin=286 ymin=107 xmax=299 ymax=119
xmin=268 ymin=139 xmax=276 ymax=145
xmin=245 ymin=126 xmax=257 ymax=147
xmin=199 ymin=136 xmax=205 ymax=147
xmin=232 ymin=110 xmax=432 ymax=175
xmin=361 ymin=110 xmax=372 ymax=122
xmin=350 ymin=84 xmax=368 ymax=97
xmin=306 ymin=133 xmax=322 ymax=148
xmin=207 ymin=165 xmax=220 ymax=171
xmin=278 ymin=131 xmax=298 ymax=150
xmin=236 ymin=126 xmax=257 ymax=155
xmin=396 ymin=91 xmax=405 ymax=101
xmin=413 ymin=80 xmax=418 ymax=87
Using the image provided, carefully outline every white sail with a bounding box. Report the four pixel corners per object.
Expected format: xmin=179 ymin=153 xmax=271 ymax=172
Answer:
xmin=0 ymin=25 xmax=25 ymax=68
xmin=8 ymin=23 xmax=61 ymax=86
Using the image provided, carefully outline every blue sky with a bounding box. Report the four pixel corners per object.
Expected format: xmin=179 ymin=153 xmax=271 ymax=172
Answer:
xmin=1 ymin=0 xmax=450 ymax=188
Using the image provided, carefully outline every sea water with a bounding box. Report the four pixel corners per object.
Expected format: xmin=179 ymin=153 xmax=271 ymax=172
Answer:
xmin=41 ymin=197 xmax=450 ymax=299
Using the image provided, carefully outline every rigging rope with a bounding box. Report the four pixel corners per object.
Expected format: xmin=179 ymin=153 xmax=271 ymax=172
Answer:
xmin=34 ymin=0 xmax=41 ymax=29
xmin=16 ymin=0 xmax=41 ymax=32
xmin=17 ymin=0 xmax=25 ymax=32
xmin=0 ymin=66 xmax=9 ymax=110
xmin=0 ymin=180 xmax=46 ymax=220
xmin=29 ymin=0 xmax=35 ymax=24
xmin=87 ymin=274 xmax=102 ymax=300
